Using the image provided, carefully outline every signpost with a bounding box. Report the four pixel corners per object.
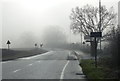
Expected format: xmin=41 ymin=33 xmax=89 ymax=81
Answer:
xmin=90 ymin=32 xmax=102 ymax=68
xmin=90 ymin=32 xmax=102 ymax=37
xmin=40 ymin=43 xmax=43 ymax=47
xmin=35 ymin=43 xmax=37 ymax=48
xmin=7 ymin=40 xmax=11 ymax=50
xmin=86 ymin=40 xmax=93 ymax=42
xmin=82 ymin=42 xmax=85 ymax=44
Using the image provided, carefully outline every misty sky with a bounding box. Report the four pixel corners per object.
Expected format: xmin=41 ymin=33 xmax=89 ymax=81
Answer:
xmin=0 ymin=0 xmax=119 ymax=48
xmin=118 ymin=1 xmax=120 ymax=25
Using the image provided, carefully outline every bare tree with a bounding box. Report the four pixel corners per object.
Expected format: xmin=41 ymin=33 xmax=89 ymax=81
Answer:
xmin=70 ymin=5 xmax=116 ymax=40
xmin=70 ymin=5 xmax=116 ymax=56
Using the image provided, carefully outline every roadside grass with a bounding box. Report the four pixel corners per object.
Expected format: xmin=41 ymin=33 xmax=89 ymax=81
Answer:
xmin=81 ymin=59 xmax=105 ymax=79
xmin=80 ymin=59 xmax=119 ymax=80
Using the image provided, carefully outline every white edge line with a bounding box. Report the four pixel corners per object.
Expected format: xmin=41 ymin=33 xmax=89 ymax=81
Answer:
xmin=2 ymin=61 xmax=11 ymax=64
xmin=60 ymin=51 xmax=71 ymax=80
xmin=19 ymin=51 xmax=53 ymax=60
xmin=60 ymin=60 xmax=69 ymax=80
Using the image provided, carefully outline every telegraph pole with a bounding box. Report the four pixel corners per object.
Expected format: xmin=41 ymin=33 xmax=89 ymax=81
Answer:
xmin=81 ymin=27 xmax=83 ymax=45
xmin=70 ymin=28 xmax=71 ymax=50
xmin=99 ymin=0 xmax=102 ymax=50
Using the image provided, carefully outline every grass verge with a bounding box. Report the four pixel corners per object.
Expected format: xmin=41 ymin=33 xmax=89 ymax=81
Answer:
xmin=80 ymin=59 xmax=119 ymax=80
xmin=81 ymin=59 xmax=105 ymax=79
xmin=2 ymin=48 xmax=48 ymax=61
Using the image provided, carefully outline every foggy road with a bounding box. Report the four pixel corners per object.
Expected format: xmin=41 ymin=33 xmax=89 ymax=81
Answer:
xmin=2 ymin=50 xmax=86 ymax=80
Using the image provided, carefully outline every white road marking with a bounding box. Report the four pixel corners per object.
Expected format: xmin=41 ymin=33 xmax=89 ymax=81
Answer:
xmin=28 ymin=63 xmax=33 ymax=66
xmin=13 ymin=62 xmax=36 ymax=73
xmin=19 ymin=51 xmax=53 ymax=60
xmin=60 ymin=60 xmax=70 ymax=80
xmin=13 ymin=69 xmax=21 ymax=73
xmin=37 ymin=61 xmax=41 ymax=63
xmin=2 ymin=61 xmax=11 ymax=64
xmin=12 ymin=61 xmax=39 ymax=73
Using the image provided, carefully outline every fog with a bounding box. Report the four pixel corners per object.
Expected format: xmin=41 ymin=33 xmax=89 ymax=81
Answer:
xmin=118 ymin=1 xmax=120 ymax=25
xmin=1 ymin=0 xmax=119 ymax=48
xmin=15 ymin=32 xmax=37 ymax=48
xmin=12 ymin=26 xmax=68 ymax=48
xmin=42 ymin=26 xmax=67 ymax=48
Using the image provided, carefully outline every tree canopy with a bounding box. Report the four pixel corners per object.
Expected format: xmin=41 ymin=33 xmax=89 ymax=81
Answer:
xmin=70 ymin=5 xmax=117 ymax=38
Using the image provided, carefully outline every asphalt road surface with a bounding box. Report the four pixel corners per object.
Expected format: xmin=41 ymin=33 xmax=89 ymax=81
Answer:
xmin=2 ymin=50 xmax=86 ymax=80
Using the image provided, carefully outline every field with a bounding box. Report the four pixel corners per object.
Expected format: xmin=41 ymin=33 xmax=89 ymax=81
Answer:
xmin=1 ymin=48 xmax=48 ymax=61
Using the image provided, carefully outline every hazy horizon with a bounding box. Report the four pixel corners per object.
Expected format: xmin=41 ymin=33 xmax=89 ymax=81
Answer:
xmin=0 ymin=0 xmax=119 ymax=48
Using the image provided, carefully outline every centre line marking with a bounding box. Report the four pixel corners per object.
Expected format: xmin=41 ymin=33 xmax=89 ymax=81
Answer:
xmin=60 ymin=60 xmax=70 ymax=80
xmin=28 ymin=63 xmax=33 ymax=66
xmin=13 ymin=69 xmax=21 ymax=73
xmin=37 ymin=61 xmax=41 ymax=63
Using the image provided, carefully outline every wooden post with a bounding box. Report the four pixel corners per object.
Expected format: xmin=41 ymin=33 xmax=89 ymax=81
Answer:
xmin=94 ymin=37 xmax=97 ymax=68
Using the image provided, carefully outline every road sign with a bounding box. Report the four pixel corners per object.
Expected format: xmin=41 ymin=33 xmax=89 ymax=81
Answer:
xmin=86 ymin=40 xmax=93 ymax=42
xmin=6 ymin=40 xmax=11 ymax=50
xmin=83 ymin=42 xmax=85 ymax=44
xmin=7 ymin=40 xmax=11 ymax=44
xmin=40 ymin=43 xmax=43 ymax=47
xmin=90 ymin=32 xmax=102 ymax=37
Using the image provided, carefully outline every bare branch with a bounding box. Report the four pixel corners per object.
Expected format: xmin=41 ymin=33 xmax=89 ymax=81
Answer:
xmin=70 ymin=4 xmax=116 ymax=39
